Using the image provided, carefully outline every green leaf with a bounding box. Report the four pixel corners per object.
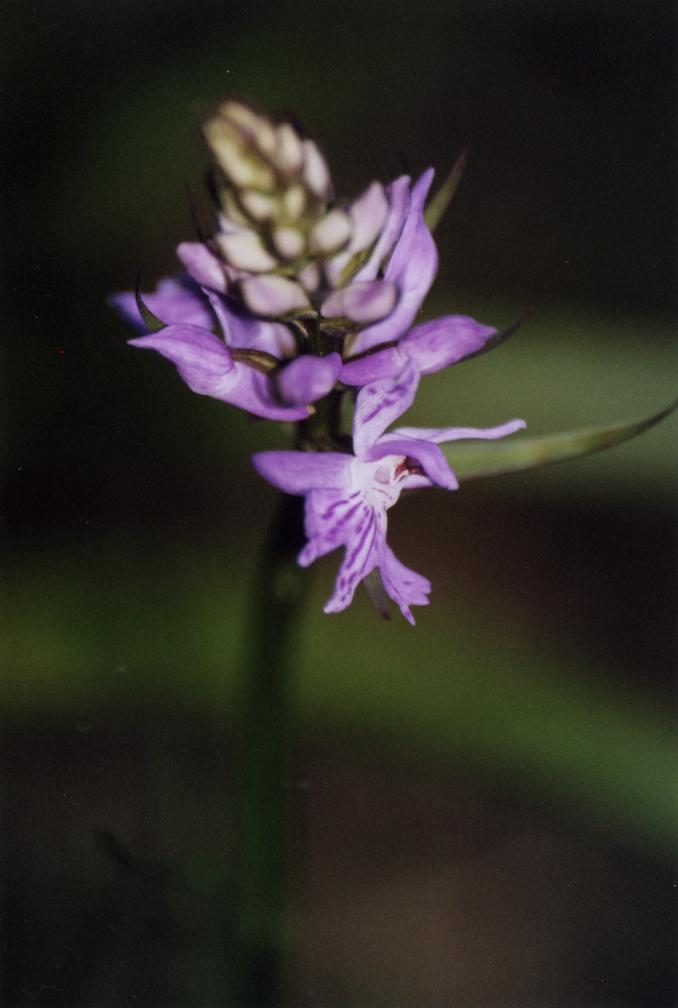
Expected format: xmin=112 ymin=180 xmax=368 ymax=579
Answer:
xmin=424 ymin=147 xmax=468 ymax=232
xmin=445 ymin=399 xmax=678 ymax=482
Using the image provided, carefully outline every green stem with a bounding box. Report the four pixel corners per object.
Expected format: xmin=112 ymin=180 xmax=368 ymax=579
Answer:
xmin=233 ymin=492 xmax=307 ymax=1007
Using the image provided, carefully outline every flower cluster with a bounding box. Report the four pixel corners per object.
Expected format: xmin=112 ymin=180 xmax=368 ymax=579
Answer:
xmin=112 ymin=100 xmax=525 ymax=623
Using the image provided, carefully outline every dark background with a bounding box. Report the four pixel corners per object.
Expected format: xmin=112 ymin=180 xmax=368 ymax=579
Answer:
xmin=2 ymin=1 xmax=676 ymax=1005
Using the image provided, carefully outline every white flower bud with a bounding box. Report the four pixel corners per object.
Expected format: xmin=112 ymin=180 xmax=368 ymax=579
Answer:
xmin=218 ymin=100 xmax=261 ymax=132
xmin=220 ymin=101 xmax=277 ymax=156
xmin=301 ymin=139 xmax=331 ymax=198
xmin=298 ymin=261 xmax=322 ymax=293
xmin=217 ymin=230 xmax=278 ymax=272
xmin=309 ymin=208 xmax=351 ymax=255
xmin=219 ymin=190 xmax=250 ymax=228
xmin=272 ymin=227 xmax=305 ymax=260
xmin=282 ymin=185 xmax=306 ymax=220
xmin=204 ymin=118 xmax=276 ymax=191
xmin=239 ymin=189 xmax=278 ymax=222
xmin=323 ymin=250 xmax=349 ymax=287
xmin=275 ymin=123 xmax=303 ymax=173
xmin=348 ymin=182 xmax=389 ymax=254
xmin=321 ymin=280 xmax=398 ymax=323
xmin=240 ymin=274 xmax=310 ymax=316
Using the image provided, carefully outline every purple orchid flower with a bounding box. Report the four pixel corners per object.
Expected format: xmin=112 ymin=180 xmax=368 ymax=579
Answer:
xmin=253 ymin=362 xmax=525 ymax=624
xmin=339 ymin=313 xmax=498 ymax=386
xmin=126 ymin=324 xmax=310 ymax=422
xmin=110 ymin=279 xmax=339 ymax=420
xmin=110 ymin=277 xmax=296 ymax=356
xmin=110 ymin=276 xmax=214 ymax=331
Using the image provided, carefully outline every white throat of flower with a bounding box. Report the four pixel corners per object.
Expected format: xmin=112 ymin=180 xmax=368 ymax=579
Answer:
xmin=351 ymin=454 xmax=411 ymax=511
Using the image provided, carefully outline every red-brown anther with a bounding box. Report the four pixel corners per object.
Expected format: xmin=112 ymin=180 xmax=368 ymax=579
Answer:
xmin=394 ymin=457 xmax=423 ymax=479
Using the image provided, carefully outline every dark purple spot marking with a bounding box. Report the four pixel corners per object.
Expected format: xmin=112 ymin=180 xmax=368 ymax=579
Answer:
xmin=360 ymin=381 xmax=411 ymax=425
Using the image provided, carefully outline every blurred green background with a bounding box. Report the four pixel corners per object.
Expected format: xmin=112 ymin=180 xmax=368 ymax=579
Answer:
xmin=2 ymin=1 xmax=676 ymax=1005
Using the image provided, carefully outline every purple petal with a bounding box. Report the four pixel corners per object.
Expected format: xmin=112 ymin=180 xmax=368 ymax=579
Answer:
xmin=348 ymin=181 xmax=389 ymax=253
xmin=129 ymin=324 xmax=307 ymax=421
xmin=339 ymin=346 xmax=408 ymax=386
xmin=323 ymin=508 xmax=381 ymax=615
xmin=129 ymin=323 xmax=234 ymax=386
xmin=352 ymin=169 xmax=438 ymax=353
xmin=321 ymin=280 xmax=398 ymax=324
xmin=277 ymin=353 xmax=342 ymax=405
xmin=110 ymin=278 xmax=213 ymax=332
xmin=353 ymin=175 xmax=411 ymax=283
xmin=294 ymin=470 xmax=432 ymax=623
xmin=392 ymin=419 xmax=527 ymax=443
xmin=353 ymin=363 xmax=420 ymax=457
xmin=204 ymin=289 xmax=295 ymax=356
xmin=322 ymin=184 xmax=388 ymax=287
xmin=177 ymin=242 xmax=227 ymax=292
xmin=402 ymin=315 xmax=497 ymax=374
xmin=384 ymin=169 xmax=435 ymax=278
xmin=367 ymin=435 xmax=459 ymax=490
xmin=252 ymin=451 xmax=352 ymax=495
xmin=378 ymin=543 xmax=431 ymax=625
xmin=225 ymin=365 xmax=311 ymax=421
xmin=298 ymin=488 xmax=365 ymax=566
xmin=248 ymin=322 xmax=297 ymax=358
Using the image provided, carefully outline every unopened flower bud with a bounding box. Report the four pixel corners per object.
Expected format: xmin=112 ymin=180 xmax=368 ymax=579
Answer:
xmin=298 ymin=261 xmax=322 ymax=293
xmin=276 ymin=352 xmax=342 ymax=405
xmin=281 ymin=185 xmax=306 ymax=220
xmin=240 ymin=274 xmax=310 ymax=317
xmin=309 ymin=208 xmax=351 ymax=255
xmin=275 ymin=123 xmax=304 ymax=173
xmin=321 ymin=280 xmax=399 ymax=324
xmin=272 ymin=226 xmax=305 ymax=260
xmin=347 ymin=182 xmax=389 ymax=254
xmin=204 ymin=116 xmax=277 ymax=191
xmin=197 ymin=100 xmax=408 ymax=331
xmin=217 ymin=229 xmax=278 ymax=272
xmin=220 ymin=101 xmax=275 ymax=148
xmin=301 ymin=139 xmax=331 ymax=198
xmin=239 ymin=189 xmax=279 ymax=222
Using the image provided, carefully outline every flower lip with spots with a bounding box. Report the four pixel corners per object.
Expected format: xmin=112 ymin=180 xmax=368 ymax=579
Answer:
xmin=253 ymin=362 xmax=525 ymax=624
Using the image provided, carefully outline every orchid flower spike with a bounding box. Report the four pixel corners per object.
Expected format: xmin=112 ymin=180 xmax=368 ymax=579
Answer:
xmin=177 ymin=100 xmax=440 ymax=354
xmin=112 ymin=98 xmax=528 ymax=625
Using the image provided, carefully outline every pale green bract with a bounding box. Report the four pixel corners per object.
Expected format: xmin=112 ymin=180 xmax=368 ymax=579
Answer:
xmin=445 ymin=400 xmax=678 ymax=482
